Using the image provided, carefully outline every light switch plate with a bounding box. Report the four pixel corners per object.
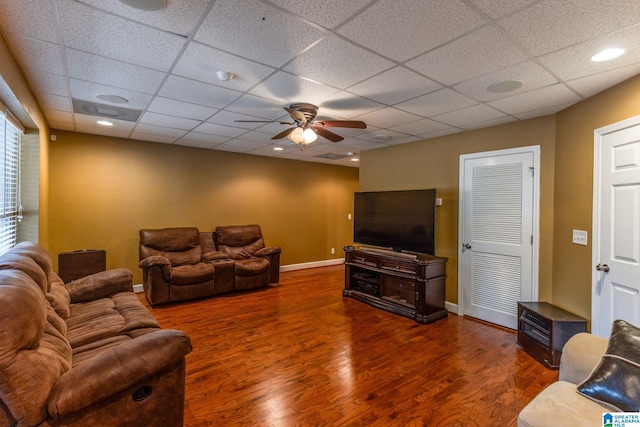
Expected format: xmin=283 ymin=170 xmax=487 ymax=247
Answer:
xmin=572 ymin=229 xmax=588 ymax=246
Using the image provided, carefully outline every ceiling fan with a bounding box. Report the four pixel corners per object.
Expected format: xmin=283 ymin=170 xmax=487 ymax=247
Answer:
xmin=236 ymin=103 xmax=367 ymax=146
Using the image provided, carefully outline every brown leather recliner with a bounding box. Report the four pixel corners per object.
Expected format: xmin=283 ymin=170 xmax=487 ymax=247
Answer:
xmin=214 ymin=224 xmax=281 ymax=290
xmin=138 ymin=227 xmax=234 ymax=305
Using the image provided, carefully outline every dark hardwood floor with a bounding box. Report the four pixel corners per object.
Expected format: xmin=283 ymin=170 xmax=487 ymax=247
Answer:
xmin=141 ymin=265 xmax=557 ymax=426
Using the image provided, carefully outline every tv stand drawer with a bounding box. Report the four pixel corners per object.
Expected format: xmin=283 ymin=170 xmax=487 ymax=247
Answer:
xmin=380 ymin=259 xmax=418 ymax=275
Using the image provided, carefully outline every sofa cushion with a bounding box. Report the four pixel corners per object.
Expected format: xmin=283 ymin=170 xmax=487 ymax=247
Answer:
xmin=577 ymin=319 xmax=640 ymax=412
xmin=518 ymin=380 xmax=606 ymax=427
xmin=234 ymin=257 xmax=270 ymax=276
xmin=170 ymin=262 xmax=215 ymax=285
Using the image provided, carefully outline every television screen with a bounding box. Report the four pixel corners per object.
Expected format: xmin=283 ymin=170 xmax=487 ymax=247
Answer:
xmin=353 ymin=189 xmax=436 ymax=255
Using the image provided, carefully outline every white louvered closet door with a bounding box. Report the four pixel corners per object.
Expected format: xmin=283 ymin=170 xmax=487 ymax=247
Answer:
xmin=459 ymin=148 xmax=538 ymax=329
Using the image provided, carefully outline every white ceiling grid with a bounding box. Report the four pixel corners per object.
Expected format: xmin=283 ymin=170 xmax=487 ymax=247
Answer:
xmin=0 ymin=0 xmax=638 ymax=167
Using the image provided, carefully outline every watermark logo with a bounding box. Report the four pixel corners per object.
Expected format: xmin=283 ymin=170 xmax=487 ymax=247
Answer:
xmin=604 ymin=413 xmax=640 ymax=427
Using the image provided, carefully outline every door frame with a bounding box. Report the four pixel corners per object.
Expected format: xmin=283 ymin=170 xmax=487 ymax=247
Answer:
xmin=591 ymin=114 xmax=640 ymax=336
xmin=457 ymin=145 xmax=541 ymax=317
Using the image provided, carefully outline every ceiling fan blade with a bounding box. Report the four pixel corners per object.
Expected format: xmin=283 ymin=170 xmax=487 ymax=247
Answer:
xmin=285 ymin=107 xmax=307 ymax=125
xmin=271 ymin=127 xmax=296 ymax=140
xmin=312 ymin=126 xmax=344 ymax=142
xmin=314 ymin=120 xmax=367 ymax=129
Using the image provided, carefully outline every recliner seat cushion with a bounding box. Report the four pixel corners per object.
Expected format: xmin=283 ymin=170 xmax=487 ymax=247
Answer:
xmin=234 ymin=257 xmax=270 ymax=276
xmin=170 ymin=263 xmax=215 ymax=285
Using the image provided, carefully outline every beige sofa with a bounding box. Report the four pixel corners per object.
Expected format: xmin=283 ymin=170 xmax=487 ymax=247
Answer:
xmin=0 ymin=242 xmax=193 ymax=426
xmin=519 ymin=320 xmax=640 ymax=426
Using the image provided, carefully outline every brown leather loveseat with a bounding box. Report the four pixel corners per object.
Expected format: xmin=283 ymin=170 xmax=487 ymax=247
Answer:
xmin=0 ymin=242 xmax=192 ymax=427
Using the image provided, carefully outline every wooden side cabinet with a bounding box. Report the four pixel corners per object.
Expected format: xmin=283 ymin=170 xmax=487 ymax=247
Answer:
xmin=517 ymin=302 xmax=587 ymax=369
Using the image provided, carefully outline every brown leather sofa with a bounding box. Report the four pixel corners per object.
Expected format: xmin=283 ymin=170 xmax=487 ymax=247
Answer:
xmin=0 ymin=242 xmax=192 ymax=427
xmin=138 ymin=227 xmax=235 ymax=306
xmin=213 ymin=224 xmax=281 ymax=289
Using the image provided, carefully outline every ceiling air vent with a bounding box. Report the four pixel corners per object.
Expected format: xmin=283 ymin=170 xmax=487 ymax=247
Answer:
xmin=72 ymin=99 xmax=142 ymax=122
xmin=313 ymin=153 xmax=351 ymax=160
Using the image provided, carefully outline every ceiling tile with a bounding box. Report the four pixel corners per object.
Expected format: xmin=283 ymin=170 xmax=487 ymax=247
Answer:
xmin=207 ymin=110 xmax=267 ymax=130
xmin=459 ymin=116 xmax=516 ymax=131
xmin=388 ymin=118 xmax=451 ymax=135
xmin=395 ymin=88 xmax=478 ymax=117
xmin=147 ymin=97 xmax=218 ymax=121
xmin=453 ymin=61 xmax=558 ymax=102
xmin=319 ymin=92 xmax=385 ymax=119
xmin=158 ymin=75 xmax=241 ymax=109
xmin=225 ymin=94 xmax=293 ymax=120
xmin=193 ymin=122 xmax=248 ymax=138
xmin=499 ymin=0 xmax=640 ymax=56
xmin=284 ymin=35 xmax=394 ymax=89
xmin=0 ymin=0 xmax=58 ymax=42
xmin=75 ymin=0 xmax=210 ymax=36
xmin=249 ymin=71 xmax=340 ymax=105
xmin=139 ymin=112 xmax=201 ymax=130
xmin=194 ymin=0 xmax=326 ymax=68
xmin=266 ymin=0 xmax=371 ymax=29
xmin=419 ymin=128 xmax=463 ymax=140
xmin=338 ymin=0 xmax=485 ymax=62
xmin=39 ymin=93 xmax=72 ymax=112
xmin=539 ymin=24 xmax=640 ymax=81
xmin=347 ymin=66 xmax=442 ymax=105
xmin=468 ymin=0 xmax=537 ymax=19
xmin=357 ymin=129 xmax=415 ymax=143
xmin=133 ymin=123 xmax=187 ymax=138
xmin=75 ymin=124 xmax=132 ymax=138
xmin=7 ymin=37 xmax=65 ymax=76
xmin=74 ymin=113 xmax=136 ymax=130
xmin=130 ymin=132 xmax=178 ymax=144
xmin=565 ymin=64 xmax=640 ymax=98
xmin=355 ymin=107 xmax=421 ymax=129
xmin=172 ymin=42 xmax=276 ymax=92
xmin=406 ymin=26 xmax=528 ymax=85
xmin=59 ymin=0 xmax=186 ymax=71
xmin=25 ymin=70 xmax=69 ymax=97
xmin=431 ymin=104 xmax=507 ymax=127
xmin=488 ymin=84 xmax=581 ymax=115
xmin=513 ymin=102 xmax=577 ymax=120
xmin=66 ymin=49 xmax=165 ymax=94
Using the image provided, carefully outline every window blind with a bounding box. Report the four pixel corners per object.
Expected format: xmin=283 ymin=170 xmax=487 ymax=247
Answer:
xmin=0 ymin=109 xmax=21 ymax=255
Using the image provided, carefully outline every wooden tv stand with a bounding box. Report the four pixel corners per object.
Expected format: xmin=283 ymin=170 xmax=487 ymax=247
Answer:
xmin=343 ymin=246 xmax=447 ymax=324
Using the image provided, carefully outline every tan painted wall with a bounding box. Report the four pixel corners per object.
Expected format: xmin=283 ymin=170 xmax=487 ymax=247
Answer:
xmin=359 ymin=116 xmax=557 ymax=306
xmin=553 ymin=75 xmax=640 ymax=321
xmin=49 ymin=130 xmax=359 ymax=284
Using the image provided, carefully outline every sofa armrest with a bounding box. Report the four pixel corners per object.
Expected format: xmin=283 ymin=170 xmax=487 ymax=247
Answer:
xmin=66 ymin=268 xmax=133 ymax=303
xmin=47 ymin=329 xmax=192 ymax=419
xmin=202 ymin=250 xmax=229 ymax=261
xmin=138 ymin=255 xmax=172 ymax=280
xmin=559 ymin=332 xmax=608 ymax=384
xmin=256 ymin=246 xmax=281 ymax=257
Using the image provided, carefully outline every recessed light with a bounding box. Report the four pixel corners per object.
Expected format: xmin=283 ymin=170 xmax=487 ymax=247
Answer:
xmin=351 ymin=157 xmax=359 ymax=162
xmin=118 ymin=0 xmax=167 ymax=11
xmin=273 ymin=146 xmax=284 ymax=151
xmin=96 ymin=94 xmax=129 ymax=104
xmin=97 ymin=120 xmax=113 ymax=126
xmin=372 ymin=134 xmax=391 ymax=141
xmin=487 ymin=80 xmax=523 ymax=93
xmin=591 ymin=48 xmax=625 ymax=62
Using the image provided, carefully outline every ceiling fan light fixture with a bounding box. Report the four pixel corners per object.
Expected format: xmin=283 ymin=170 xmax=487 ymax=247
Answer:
xmin=303 ymin=128 xmax=317 ymax=144
xmin=287 ymin=127 xmax=304 ymax=143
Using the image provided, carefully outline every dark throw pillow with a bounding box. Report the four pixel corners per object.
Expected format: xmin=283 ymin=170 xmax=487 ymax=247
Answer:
xmin=577 ymin=319 xmax=640 ymax=412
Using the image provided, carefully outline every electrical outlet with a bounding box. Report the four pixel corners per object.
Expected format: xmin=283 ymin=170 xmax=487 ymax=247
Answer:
xmin=572 ymin=230 xmax=588 ymax=246
xmin=331 ymin=248 xmax=335 ymax=254
xmin=436 ymin=198 xmax=442 ymax=206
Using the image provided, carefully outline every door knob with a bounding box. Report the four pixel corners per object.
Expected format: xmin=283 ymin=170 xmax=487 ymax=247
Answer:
xmin=596 ymin=263 xmax=610 ymax=272
xmin=463 ymin=243 xmax=472 ymax=250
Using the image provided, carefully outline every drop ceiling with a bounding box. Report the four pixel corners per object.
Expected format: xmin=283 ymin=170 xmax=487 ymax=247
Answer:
xmin=1 ymin=0 xmax=639 ymax=167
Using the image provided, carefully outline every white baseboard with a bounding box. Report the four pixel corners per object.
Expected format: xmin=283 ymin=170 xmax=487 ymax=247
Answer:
xmin=279 ymin=258 xmax=345 ymax=272
xmin=445 ymin=301 xmax=458 ymax=313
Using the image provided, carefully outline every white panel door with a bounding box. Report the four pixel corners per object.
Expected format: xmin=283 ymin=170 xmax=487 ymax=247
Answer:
xmin=592 ymin=117 xmax=640 ymax=337
xmin=459 ymin=147 xmax=539 ymax=329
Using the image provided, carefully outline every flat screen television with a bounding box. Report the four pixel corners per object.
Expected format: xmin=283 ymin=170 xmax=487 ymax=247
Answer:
xmin=353 ymin=189 xmax=436 ymax=255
